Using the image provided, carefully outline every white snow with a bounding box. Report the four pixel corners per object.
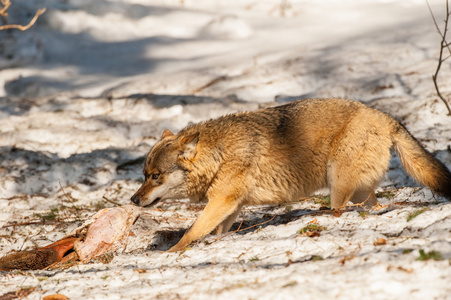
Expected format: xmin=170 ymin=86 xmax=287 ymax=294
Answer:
xmin=1 ymin=0 xmax=451 ymax=299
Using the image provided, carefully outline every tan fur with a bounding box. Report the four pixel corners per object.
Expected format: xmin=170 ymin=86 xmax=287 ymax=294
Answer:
xmin=131 ymin=98 xmax=451 ymax=252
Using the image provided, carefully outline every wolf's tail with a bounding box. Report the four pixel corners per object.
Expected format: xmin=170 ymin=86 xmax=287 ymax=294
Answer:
xmin=391 ymin=122 xmax=451 ymax=199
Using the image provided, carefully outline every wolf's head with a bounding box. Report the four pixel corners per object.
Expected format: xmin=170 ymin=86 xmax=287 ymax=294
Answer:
xmin=131 ymin=129 xmax=199 ymax=207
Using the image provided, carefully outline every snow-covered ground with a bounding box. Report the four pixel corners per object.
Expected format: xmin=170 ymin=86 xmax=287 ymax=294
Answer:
xmin=1 ymin=0 xmax=451 ymax=299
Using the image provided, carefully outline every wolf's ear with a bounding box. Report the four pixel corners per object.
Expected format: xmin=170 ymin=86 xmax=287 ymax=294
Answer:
xmin=178 ymin=132 xmax=199 ymax=160
xmin=161 ymin=129 xmax=174 ymax=139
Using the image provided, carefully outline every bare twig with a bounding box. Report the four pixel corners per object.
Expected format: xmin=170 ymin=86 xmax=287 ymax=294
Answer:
xmin=336 ymin=191 xmax=374 ymax=210
xmin=191 ymin=75 xmax=228 ymax=94
xmin=1 ymin=219 xmax=76 ymax=228
xmin=371 ymin=203 xmax=390 ymax=211
xmin=0 ymin=6 xmax=46 ymax=31
xmin=215 ymin=212 xmax=277 ymax=242
xmin=0 ymin=0 xmax=11 ymax=16
xmin=214 ymin=211 xmax=247 ymax=242
xmin=58 ymin=182 xmax=72 ymax=202
xmin=426 ymin=0 xmax=451 ymax=116
xmin=59 ymin=182 xmax=83 ymax=221
xmin=339 ymin=245 xmax=361 ymax=265
xmin=18 ymin=233 xmax=30 ymax=251
xmin=102 ymin=196 xmax=122 ymax=207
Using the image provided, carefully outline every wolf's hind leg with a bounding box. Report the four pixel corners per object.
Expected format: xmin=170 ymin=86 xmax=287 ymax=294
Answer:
xmin=329 ymin=174 xmax=379 ymax=209
xmin=330 ymin=182 xmax=355 ymax=209
xmin=328 ymin=162 xmax=356 ymax=209
xmin=349 ymin=188 xmax=378 ymax=208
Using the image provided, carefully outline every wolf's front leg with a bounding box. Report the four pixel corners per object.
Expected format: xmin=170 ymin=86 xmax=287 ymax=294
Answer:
xmin=168 ymin=196 xmax=243 ymax=252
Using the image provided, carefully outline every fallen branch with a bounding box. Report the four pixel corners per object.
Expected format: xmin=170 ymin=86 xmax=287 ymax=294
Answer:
xmin=215 ymin=212 xmax=277 ymax=242
xmin=339 ymin=245 xmax=361 ymax=265
xmin=191 ymin=75 xmax=228 ymax=94
xmin=0 ymin=6 xmax=46 ymax=31
xmin=0 ymin=0 xmax=11 ymax=16
xmin=336 ymin=191 xmax=374 ymax=210
xmin=102 ymin=196 xmax=122 ymax=207
xmin=59 ymin=182 xmax=83 ymax=221
xmin=1 ymin=219 xmax=76 ymax=228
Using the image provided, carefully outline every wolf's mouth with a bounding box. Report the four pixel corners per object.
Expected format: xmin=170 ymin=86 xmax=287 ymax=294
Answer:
xmin=145 ymin=197 xmax=162 ymax=207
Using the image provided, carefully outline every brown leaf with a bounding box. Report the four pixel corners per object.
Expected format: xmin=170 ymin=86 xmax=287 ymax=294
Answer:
xmin=135 ymin=268 xmax=147 ymax=273
xmin=374 ymin=238 xmax=387 ymax=246
xmin=387 ymin=265 xmax=414 ymax=273
xmin=43 ymin=294 xmax=69 ymax=300
xmin=285 ymin=259 xmax=293 ymax=267
xmin=339 ymin=254 xmax=355 ymax=265
xmin=305 ymin=231 xmax=321 ymax=238
xmin=397 ymin=266 xmax=414 ymax=273
xmin=332 ymin=210 xmax=344 ymax=217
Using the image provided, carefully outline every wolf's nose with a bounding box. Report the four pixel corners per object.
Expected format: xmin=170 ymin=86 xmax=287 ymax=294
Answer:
xmin=130 ymin=195 xmax=140 ymax=205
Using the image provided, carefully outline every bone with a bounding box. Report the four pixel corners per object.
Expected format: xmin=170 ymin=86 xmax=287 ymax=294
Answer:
xmin=72 ymin=204 xmax=141 ymax=261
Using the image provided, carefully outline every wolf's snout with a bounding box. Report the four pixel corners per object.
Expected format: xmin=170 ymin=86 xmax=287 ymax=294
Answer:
xmin=131 ymin=194 xmax=141 ymax=206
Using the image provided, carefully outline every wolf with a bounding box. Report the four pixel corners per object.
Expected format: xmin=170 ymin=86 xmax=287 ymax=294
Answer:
xmin=131 ymin=98 xmax=451 ymax=252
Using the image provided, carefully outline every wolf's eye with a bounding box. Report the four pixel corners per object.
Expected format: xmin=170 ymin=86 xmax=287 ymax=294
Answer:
xmin=151 ymin=173 xmax=160 ymax=180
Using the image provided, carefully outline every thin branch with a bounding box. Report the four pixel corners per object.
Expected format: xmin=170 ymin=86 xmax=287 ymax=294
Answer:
xmin=102 ymin=196 xmax=122 ymax=207
xmin=426 ymin=0 xmax=443 ymax=36
xmin=1 ymin=219 xmax=76 ymax=228
xmin=59 ymin=182 xmax=86 ymax=222
xmin=59 ymin=182 xmax=73 ymax=203
xmin=0 ymin=0 xmax=11 ymax=17
xmin=191 ymin=75 xmax=228 ymax=94
xmin=0 ymin=7 xmax=46 ymax=31
xmin=444 ymin=1 xmax=451 ymax=57
xmin=426 ymin=0 xmax=451 ymax=56
xmin=335 ymin=191 xmax=374 ymax=210
xmin=427 ymin=0 xmax=451 ymax=116
xmin=215 ymin=212 xmax=277 ymax=242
